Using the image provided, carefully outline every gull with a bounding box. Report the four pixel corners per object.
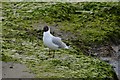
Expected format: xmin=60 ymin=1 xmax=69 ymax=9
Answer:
xmin=43 ymin=26 xmax=69 ymax=51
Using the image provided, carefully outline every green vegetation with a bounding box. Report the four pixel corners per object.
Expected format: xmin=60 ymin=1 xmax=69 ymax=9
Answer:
xmin=2 ymin=2 xmax=120 ymax=78
xmin=38 ymin=2 xmax=120 ymax=45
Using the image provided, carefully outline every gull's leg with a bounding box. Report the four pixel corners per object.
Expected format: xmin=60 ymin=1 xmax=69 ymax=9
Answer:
xmin=48 ymin=49 xmax=53 ymax=58
xmin=53 ymin=50 xmax=55 ymax=55
xmin=49 ymin=48 xmax=50 ymax=54
xmin=52 ymin=50 xmax=55 ymax=58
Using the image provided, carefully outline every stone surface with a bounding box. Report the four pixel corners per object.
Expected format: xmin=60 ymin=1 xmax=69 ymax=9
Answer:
xmin=2 ymin=61 xmax=35 ymax=78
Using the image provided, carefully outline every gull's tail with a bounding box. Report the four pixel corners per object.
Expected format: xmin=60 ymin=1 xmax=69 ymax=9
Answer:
xmin=65 ymin=45 xmax=71 ymax=49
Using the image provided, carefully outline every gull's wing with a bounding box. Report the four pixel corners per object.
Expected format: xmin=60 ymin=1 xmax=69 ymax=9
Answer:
xmin=52 ymin=37 xmax=67 ymax=48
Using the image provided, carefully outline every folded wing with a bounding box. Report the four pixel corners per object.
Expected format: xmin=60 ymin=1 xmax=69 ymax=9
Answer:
xmin=52 ymin=37 xmax=67 ymax=48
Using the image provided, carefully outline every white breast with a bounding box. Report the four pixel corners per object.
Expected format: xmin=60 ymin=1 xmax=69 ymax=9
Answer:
xmin=43 ymin=32 xmax=59 ymax=50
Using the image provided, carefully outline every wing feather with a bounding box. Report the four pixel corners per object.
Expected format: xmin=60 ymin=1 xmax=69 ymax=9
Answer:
xmin=52 ymin=37 xmax=66 ymax=48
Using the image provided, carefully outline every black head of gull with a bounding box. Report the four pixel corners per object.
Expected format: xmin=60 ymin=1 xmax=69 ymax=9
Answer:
xmin=43 ymin=26 xmax=49 ymax=32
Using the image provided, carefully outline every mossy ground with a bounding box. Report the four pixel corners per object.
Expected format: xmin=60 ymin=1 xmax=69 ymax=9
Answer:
xmin=2 ymin=2 xmax=119 ymax=78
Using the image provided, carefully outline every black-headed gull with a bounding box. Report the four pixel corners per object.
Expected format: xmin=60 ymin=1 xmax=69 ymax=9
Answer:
xmin=43 ymin=26 xmax=69 ymax=50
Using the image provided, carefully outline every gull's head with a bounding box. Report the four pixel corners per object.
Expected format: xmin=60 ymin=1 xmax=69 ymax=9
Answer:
xmin=43 ymin=26 xmax=50 ymax=32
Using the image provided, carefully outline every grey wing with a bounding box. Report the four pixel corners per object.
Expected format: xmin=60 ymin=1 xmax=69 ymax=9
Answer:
xmin=52 ymin=37 xmax=66 ymax=48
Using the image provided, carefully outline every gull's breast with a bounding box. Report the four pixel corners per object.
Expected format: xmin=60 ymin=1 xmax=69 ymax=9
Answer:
xmin=43 ymin=35 xmax=59 ymax=50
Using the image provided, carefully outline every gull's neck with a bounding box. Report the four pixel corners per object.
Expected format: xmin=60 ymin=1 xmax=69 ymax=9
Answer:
xmin=43 ymin=29 xmax=53 ymax=37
